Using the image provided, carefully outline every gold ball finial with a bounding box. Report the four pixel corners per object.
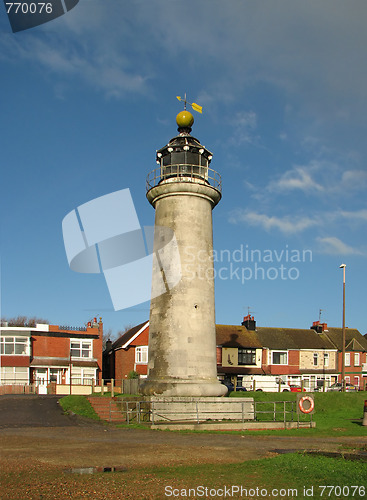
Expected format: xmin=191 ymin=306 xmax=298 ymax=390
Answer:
xmin=176 ymin=110 xmax=194 ymax=129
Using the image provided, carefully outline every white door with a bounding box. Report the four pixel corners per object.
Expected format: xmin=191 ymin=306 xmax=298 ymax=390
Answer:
xmin=36 ymin=369 xmax=48 ymax=394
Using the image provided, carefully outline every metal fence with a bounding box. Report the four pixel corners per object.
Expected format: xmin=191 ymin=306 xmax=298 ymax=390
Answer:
xmin=106 ymin=399 xmax=313 ymax=428
xmin=0 ymin=379 xmax=140 ymax=396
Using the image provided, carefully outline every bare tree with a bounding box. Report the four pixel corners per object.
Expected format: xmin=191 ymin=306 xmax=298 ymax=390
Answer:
xmin=103 ymin=324 xmax=133 ymax=350
xmin=1 ymin=315 xmax=49 ymax=327
xmin=116 ymin=324 xmax=133 ymax=337
xmin=102 ymin=328 xmax=114 ymax=350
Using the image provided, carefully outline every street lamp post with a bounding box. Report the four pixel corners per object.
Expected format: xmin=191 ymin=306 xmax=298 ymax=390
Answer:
xmin=69 ymin=346 xmax=72 ymax=396
xmin=340 ymin=264 xmax=346 ymax=392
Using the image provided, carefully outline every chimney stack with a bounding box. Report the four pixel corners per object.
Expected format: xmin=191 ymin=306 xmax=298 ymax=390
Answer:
xmin=311 ymin=321 xmax=328 ymax=333
xmin=242 ymin=314 xmax=256 ymax=331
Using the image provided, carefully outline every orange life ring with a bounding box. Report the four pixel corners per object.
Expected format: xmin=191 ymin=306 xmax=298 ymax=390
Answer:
xmin=298 ymin=396 xmax=314 ymax=414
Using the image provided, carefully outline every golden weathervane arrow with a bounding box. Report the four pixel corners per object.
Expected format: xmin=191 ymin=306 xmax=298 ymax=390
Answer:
xmin=176 ymin=93 xmax=203 ymax=114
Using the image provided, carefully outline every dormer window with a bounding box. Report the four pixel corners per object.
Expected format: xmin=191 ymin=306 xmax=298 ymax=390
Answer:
xmin=238 ymin=348 xmax=256 ymax=365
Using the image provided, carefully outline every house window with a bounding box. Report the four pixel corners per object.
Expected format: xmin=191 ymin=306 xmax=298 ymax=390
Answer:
xmin=345 ymin=353 xmax=351 ymax=367
xmin=324 ymin=353 xmax=329 ymax=367
xmin=354 ymin=353 xmax=360 ymax=366
xmin=135 ymin=346 xmax=148 ymax=364
xmin=0 ymin=366 xmax=29 ymax=383
xmin=49 ymin=368 xmax=63 ymax=384
xmin=70 ymin=340 xmax=92 ymax=359
xmin=70 ymin=367 xmax=82 ymax=385
xmin=313 ymin=353 xmax=318 ymax=366
xmin=0 ymin=336 xmax=29 ymax=355
xmin=238 ymin=349 xmax=256 ymax=365
xmin=70 ymin=367 xmax=96 ymax=385
xmin=82 ymin=370 xmax=96 ymax=385
xmin=271 ymin=351 xmax=288 ymax=365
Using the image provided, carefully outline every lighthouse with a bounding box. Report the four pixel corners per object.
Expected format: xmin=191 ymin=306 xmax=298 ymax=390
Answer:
xmin=140 ymin=110 xmax=226 ymax=397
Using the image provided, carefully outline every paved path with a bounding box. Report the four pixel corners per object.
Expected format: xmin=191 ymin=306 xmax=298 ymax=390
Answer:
xmin=0 ymin=395 xmax=77 ymax=428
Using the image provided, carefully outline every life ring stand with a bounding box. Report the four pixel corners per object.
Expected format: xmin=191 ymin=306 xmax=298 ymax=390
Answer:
xmin=298 ymin=395 xmax=314 ymax=414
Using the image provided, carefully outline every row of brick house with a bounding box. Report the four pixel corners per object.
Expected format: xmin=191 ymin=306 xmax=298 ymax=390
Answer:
xmin=2 ymin=313 xmax=366 ymax=394
xmin=0 ymin=318 xmax=103 ymax=394
xmin=103 ymin=316 xmax=367 ymax=391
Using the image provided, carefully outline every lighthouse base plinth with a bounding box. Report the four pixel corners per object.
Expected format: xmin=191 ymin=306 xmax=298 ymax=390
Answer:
xmin=146 ymin=396 xmax=255 ymax=424
xmin=140 ymin=379 xmax=228 ymax=397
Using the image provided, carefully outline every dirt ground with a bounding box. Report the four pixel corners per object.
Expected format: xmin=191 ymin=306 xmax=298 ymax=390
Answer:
xmin=1 ymin=415 xmax=366 ymax=470
xmin=1 ymin=396 xmax=366 ymax=499
xmin=0 ymin=395 xmax=366 ymax=470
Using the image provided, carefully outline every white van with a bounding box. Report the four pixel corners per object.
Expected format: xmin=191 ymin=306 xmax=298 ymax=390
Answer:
xmin=241 ymin=375 xmax=291 ymax=392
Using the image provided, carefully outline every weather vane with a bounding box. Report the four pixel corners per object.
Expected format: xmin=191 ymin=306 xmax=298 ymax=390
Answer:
xmin=176 ymin=93 xmax=202 ymax=114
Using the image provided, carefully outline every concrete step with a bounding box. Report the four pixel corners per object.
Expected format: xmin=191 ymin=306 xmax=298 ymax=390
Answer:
xmin=87 ymin=397 xmax=127 ymax=422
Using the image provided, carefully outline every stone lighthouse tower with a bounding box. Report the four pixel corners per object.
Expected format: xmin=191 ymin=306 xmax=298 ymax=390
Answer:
xmin=140 ymin=110 xmax=226 ymax=397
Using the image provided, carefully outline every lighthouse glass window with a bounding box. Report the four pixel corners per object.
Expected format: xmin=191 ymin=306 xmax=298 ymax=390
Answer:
xmin=70 ymin=340 xmax=92 ymax=359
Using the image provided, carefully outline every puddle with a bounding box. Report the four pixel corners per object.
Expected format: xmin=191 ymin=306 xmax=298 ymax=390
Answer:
xmin=66 ymin=466 xmax=128 ymax=474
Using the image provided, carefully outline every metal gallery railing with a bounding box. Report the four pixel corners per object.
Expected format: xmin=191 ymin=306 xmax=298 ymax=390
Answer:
xmin=146 ymin=165 xmax=222 ymax=193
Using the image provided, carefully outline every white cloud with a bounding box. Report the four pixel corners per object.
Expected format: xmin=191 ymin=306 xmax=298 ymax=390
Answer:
xmin=229 ymin=210 xmax=318 ymax=234
xmin=228 ymin=111 xmax=259 ymax=146
xmin=316 ymin=237 xmax=365 ymax=256
xmin=268 ymin=165 xmax=323 ymax=193
xmin=341 ymin=170 xmax=367 ymax=191
xmin=0 ymin=9 xmax=150 ymax=98
xmin=144 ymin=0 xmax=367 ymax=121
xmin=264 ymin=159 xmax=367 ymax=199
xmin=2 ymin=0 xmax=367 ymax=117
xmin=339 ymin=209 xmax=367 ymax=222
xmin=232 ymin=111 xmax=257 ymax=130
xmin=243 ymin=180 xmax=257 ymax=192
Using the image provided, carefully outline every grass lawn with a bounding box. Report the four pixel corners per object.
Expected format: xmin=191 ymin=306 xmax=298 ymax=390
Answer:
xmin=59 ymin=391 xmax=367 ymax=436
xmin=59 ymin=395 xmax=100 ymax=420
xmin=1 ymin=453 xmax=366 ymax=499
xmin=229 ymin=390 xmax=367 ymax=436
xmin=152 ymin=454 xmax=367 ymax=499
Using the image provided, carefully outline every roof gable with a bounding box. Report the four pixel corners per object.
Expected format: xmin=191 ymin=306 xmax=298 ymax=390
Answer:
xmin=324 ymin=328 xmax=367 ymax=351
xmin=346 ymin=337 xmax=365 ymax=352
xmin=112 ymin=321 xmax=149 ymax=350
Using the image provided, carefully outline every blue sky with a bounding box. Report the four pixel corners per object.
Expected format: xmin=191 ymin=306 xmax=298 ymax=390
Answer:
xmin=1 ymin=0 xmax=366 ymax=338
